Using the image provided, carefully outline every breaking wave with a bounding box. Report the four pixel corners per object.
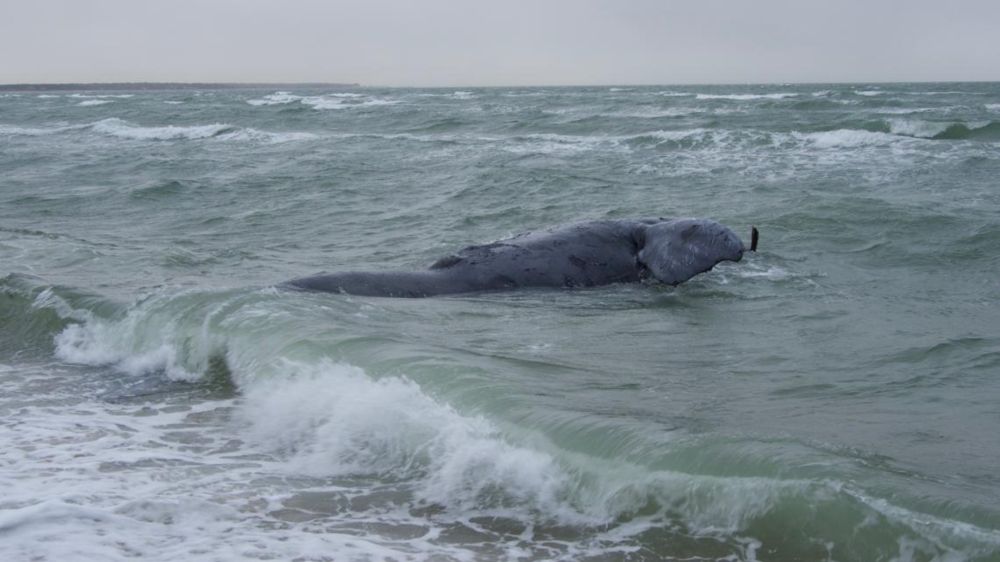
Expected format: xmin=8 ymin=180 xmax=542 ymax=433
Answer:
xmin=0 ymin=119 xmax=316 ymax=143
xmin=246 ymin=91 xmax=399 ymax=110
xmin=0 ymin=279 xmax=983 ymax=560
xmin=696 ymin=93 xmax=798 ymax=100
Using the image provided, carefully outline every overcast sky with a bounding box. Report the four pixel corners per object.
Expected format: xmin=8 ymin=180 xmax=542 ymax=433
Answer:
xmin=2 ymin=0 xmax=998 ymax=86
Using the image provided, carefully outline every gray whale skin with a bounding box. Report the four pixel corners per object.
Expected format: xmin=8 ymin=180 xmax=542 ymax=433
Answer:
xmin=286 ymin=218 xmax=753 ymax=298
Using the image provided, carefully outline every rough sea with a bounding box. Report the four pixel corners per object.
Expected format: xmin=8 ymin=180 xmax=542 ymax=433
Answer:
xmin=1 ymin=83 xmax=999 ymax=561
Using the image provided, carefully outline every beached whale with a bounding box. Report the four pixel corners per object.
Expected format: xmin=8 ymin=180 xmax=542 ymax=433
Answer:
xmin=286 ymin=218 xmax=757 ymax=297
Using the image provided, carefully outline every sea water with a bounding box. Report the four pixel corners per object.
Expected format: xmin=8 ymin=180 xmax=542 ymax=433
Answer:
xmin=1 ymin=83 xmax=999 ymax=561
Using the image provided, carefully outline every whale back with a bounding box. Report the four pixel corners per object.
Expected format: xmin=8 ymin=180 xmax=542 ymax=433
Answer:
xmin=637 ymin=218 xmax=745 ymax=285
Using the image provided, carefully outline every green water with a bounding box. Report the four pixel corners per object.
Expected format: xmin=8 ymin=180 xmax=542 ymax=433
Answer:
xmin=1 ymin=83 xmax=999 ymax=561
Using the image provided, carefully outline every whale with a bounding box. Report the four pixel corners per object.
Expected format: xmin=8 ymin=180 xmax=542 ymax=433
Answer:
xmin=286 ymin=218 xmax=757 ymax=298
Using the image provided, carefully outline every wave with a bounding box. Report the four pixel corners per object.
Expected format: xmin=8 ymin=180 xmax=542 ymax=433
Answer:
xmin=69 ymin=93 xmax=134 ymax=99
xmin=91 ymin=118 xmax=233 ymax=140
xmin=0 ymin=124 xmax=79 ymax=136
xmin=217 ymin=128 xmax=318 ymax=143
xmin=887 ymin=119 xmax=1000 ymax=141
xmin=0 ymin=118 xmax=316 ymax=143
xmin=246 ymin=91 xmax=398 ymax=110
xmin=696 ymin=93 xmax=798 ymax=101
xmin=77 ymin=99 xmax=113 ymax=107
xmin=600 ymin=107 xmax=702 ymax=118
xmin=0 ymin=274 xmax=117 ymax=358
xmin=4 ymin=280 xmax=994 ymax=559
xmin=792 ymin=129 xmax=907 ymax=148
xmin=928 ymin=121 xmax=1000 ymax=141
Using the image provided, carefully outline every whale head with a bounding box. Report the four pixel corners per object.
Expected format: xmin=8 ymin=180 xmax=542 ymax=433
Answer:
xmin=638 ymin=218 xmax=749 ymax=285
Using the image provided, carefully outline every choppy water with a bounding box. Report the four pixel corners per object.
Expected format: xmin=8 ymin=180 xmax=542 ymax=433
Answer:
xmin=2 ymin=83 xmax=1000 ymax=561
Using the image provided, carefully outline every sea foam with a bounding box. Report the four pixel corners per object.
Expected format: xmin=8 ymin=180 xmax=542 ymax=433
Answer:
xmin=246 ymin=91 xmax=398 ymax=110
xmin=91 ymin=118 xmax=231 ymax=140
xmin=696 ymin=93 xmax=798 ymax=101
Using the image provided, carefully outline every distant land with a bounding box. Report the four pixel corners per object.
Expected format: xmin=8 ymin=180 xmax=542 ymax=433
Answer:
xmin=0 ymin=82 xmax=360 ymax=92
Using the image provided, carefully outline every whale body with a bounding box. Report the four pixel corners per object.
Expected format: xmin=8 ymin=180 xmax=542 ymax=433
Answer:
xmin=286 ymin=218 xmax=754 ymax=298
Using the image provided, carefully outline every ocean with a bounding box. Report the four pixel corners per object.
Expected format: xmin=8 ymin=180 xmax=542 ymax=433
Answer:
xmin=1 ymin=83 xmax=999 ymax=561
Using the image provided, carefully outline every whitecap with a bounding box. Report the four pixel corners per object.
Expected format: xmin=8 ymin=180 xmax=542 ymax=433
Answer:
xmin=77 ymin=99 xmax=112 ymax=107
xmin=68 ymin=93 xmax=134 ymax=99
xmin=246 ymin=91 xmax=300 ymax=106
xmin=0 ymin=123 xmax=91 ymax=136
xmin=601 ymin=108 xmax=700 ymax=118
xmin=793 ymin=129 xmax=905 ymax=148
xmin=216 ymin=128 xmax=318 ymax=143
xmin=887 ymin=118 xmax=951 ymax=138
xmin=90 ymin=118 xmax=231 ymax=141
xmin=0 ymin=124 xmax=62 ymax=136
xmin=246 ymin=91 xmax=393 ymax=110
xmin=696 ymin=93 xmax=798 ymax=100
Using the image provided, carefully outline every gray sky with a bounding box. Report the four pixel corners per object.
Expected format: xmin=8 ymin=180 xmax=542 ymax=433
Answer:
xmin=2 ymin=0 xmax=998 ymax=86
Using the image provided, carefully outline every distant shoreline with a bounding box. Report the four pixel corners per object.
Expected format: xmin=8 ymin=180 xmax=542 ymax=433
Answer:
xmin=0 ymin=82 xmax=360 ymax=92
xmin=1 ymin=80 xmax=996 ymax=92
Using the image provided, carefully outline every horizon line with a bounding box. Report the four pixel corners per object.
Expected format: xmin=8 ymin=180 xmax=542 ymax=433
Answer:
xmin=1 ymin=79 xmax=998 ymax=91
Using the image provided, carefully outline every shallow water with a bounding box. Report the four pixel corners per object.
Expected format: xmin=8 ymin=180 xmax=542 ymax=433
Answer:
xmin=1 ymin=83 xmax=999 ymax=561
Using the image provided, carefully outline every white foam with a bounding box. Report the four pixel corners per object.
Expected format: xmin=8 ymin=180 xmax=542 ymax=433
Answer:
xmin=793 ymin=129 xmax=904 ymax=148
xmin=602 ymin=107 xmax=700 ymax=118
xmin=888 ymin=118 xmax=950 ymax=138
xmin=308 ymin=96 xmax=398 ymax=110
xmin=696 ymin=93 xmax=798 ymax=100
xmin=239 ymin=361 xmax=574 ymax=516
xmin=78 ymin=99 xmax=112 ymax=106
xmin=986 ymin=104 xmax=1000 ymax=111
xmin=245 ymin=91 xmax=299 ymax=106
xmin=81 ymin=118 xmax=313 ymax=143
xmin=216 ymin=128 xmax=318 ymax=143
xmin=503 ymin=133 xmax=622 ymax=154
xmin=0 ymin=124 xmax=70 ymax=136
xmin=855 ymin=90 xmax=885 ymax=96
xmin=69 ymin=93 xmax=134 ymax=99
xmin=55 ymin=321 xmax=200 ymax=380
xmin=90 ymin=118 xmax=231 ymax=140
xmin=49 ymin=290 xmax=219 ymax=381
xmin=246 ymin=91 xmax=397 ymax=110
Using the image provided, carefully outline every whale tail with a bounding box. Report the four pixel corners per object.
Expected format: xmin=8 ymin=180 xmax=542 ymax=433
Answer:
xmin=637 ymin=219 xmax=746 ymax=286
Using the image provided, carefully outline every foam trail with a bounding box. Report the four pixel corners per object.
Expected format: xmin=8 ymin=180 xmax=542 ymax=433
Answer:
xmin=91 ymin=118 xmax=232 ymax=140
xmin=697 ymin=93 xmax=797 ymax=100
